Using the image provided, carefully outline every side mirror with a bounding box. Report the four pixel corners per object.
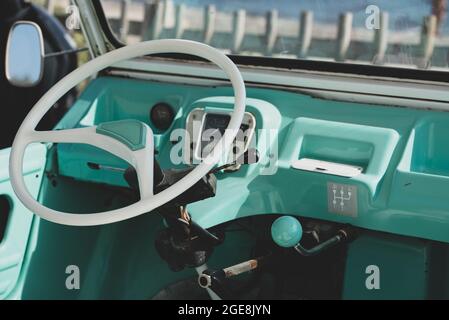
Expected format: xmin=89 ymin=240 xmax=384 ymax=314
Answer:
xmin=5 ymin=21 xmax=44 ymax=87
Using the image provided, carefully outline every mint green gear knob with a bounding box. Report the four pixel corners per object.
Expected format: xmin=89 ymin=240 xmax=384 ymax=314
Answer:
xmin=271 ymin=216 xmax=303 ymax=248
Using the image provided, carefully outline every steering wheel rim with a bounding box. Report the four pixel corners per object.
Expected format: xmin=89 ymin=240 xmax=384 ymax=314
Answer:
xmin=9 ymin=39 xmax=246 ymax=226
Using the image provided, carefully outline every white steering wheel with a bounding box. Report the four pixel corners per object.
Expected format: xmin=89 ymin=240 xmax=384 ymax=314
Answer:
xmin=9 ymin=39 xmax=246 ymax=226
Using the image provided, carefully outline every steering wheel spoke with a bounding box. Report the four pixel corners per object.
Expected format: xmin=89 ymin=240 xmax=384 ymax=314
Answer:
xmin=31 ymin=123 xmax=155 ymax=199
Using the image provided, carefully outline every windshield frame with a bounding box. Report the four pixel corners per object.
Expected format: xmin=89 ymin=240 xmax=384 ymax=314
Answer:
xmin=92 ymin=0 xmax=449 ymax=84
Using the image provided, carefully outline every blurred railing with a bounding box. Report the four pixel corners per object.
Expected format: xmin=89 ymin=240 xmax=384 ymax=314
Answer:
xmin=50 ymin=0 xmax=449 ymax=69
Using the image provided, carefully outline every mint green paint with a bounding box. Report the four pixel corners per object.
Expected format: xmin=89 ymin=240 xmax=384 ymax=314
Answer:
xmin=52 ymin=76 xmax=449 ymax=244
xmin=96 ymin=120 xmax=147 ymax=151
xmin=280 ymin=117 xmax=399 ymax=197
xmin=3 ymin=175 xmax=254 ymax=299
xmin=271 ymin=216 xmax=303 ymax=248
xmin=343 ymin=234 xmax=429 ymax=299
xmin=57 ymin=144 xmax=129 ymax=187
xmin=0 ymin=144 xmax=46 ymax=299
xmin=3 ymin=76 xmax=449 ymax=299
xmin=7 ymin=176 xmax=196 ymax=299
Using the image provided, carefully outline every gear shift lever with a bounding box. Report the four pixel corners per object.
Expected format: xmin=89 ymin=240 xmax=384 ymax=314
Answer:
xmin=271 ymin=216 xmax=355 ymax=256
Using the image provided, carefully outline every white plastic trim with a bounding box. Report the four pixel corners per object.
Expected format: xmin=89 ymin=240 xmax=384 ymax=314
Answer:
xmin=9 ymin=39 xmax=246 ymax=226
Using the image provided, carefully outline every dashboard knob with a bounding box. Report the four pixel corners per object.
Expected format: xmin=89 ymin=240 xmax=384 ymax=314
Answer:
xmin=271 ymin=216 xmax=303 ymax=248
xmin=150 ymin=102 xmax=175 ymax=131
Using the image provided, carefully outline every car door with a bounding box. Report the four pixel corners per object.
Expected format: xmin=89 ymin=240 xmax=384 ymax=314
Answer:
xmin=0 ymin=144 xmax=45 ymax=298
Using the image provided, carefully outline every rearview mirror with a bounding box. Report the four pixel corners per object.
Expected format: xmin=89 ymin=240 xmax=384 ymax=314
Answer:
xmin=5 ymin=21 xmax=44 ymax=87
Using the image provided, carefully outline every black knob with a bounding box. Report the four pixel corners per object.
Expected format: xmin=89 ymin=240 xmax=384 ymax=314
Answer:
xmin=150 ymin=103 xmax=175 ymax=131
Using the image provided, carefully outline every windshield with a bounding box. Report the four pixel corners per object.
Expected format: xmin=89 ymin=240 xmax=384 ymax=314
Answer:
xmin=98 ymin=0 xmax=449 ymax=72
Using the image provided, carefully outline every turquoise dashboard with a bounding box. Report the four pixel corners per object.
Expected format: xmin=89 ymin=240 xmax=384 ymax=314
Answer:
xmin=54 ymin=76 xmax=449 ymax=244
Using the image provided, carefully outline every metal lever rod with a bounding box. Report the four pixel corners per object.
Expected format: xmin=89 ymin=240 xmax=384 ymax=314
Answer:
xmin=198 ymin=256 xmax=266 ymax=299
xmin=294 ymin=229 xmax=351 ymax=256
